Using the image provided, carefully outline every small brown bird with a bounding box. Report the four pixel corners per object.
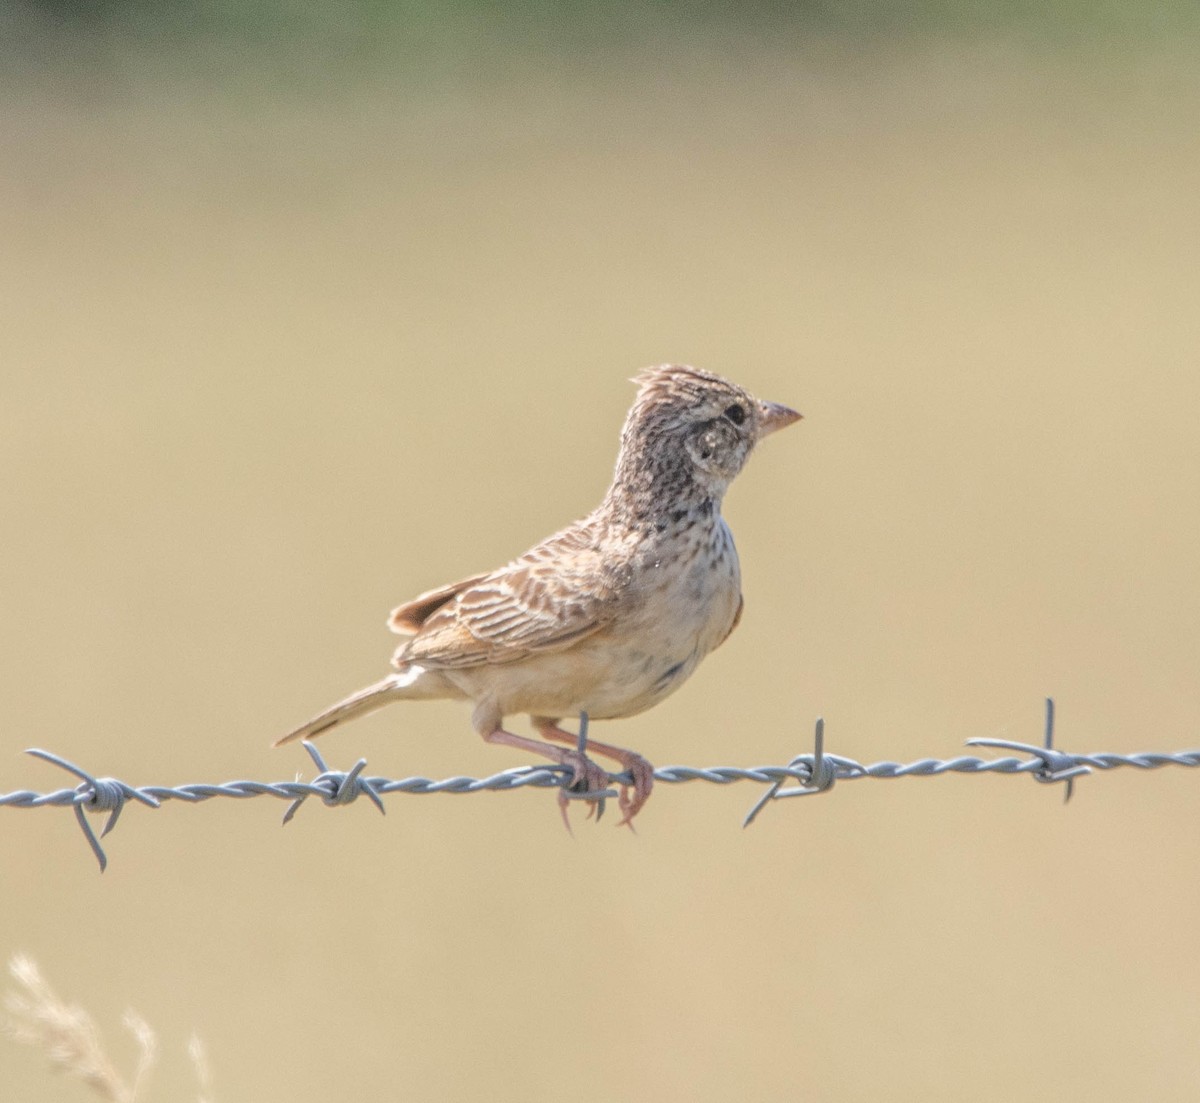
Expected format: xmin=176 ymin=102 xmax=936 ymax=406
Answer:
xmin=277 ymin=364 xmax=801 ymax=826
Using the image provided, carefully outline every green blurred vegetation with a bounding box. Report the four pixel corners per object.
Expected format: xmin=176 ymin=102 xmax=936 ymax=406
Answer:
xmin=9 ymin=0 xmax=1200 ymax=51
xmin=3 ymin=0 xmax=1196 ymax=104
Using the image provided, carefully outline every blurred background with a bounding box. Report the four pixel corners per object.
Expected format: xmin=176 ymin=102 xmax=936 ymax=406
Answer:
xmin=3 ymin=2 xmax=1200 ymax=1099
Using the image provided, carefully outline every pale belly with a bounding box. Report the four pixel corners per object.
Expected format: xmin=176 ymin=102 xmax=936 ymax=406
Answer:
xmin=448 ymin=522 xmax=743 ymax=722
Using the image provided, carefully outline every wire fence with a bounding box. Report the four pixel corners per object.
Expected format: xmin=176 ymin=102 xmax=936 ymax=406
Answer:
xmin=3 ymin=699 xmax=1199 ymax=870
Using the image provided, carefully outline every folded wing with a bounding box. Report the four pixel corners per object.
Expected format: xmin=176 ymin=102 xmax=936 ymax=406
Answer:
xmin=390 ymin=517 xmax=627 ymax=669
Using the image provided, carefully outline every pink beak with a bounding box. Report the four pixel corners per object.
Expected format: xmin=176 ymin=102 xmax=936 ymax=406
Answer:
xmin=758 ymin=401 xmax=803 ymax=439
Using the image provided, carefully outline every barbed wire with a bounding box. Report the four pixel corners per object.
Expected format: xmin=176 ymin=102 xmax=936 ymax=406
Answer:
xmin=3 ymin=700 xmax=1198 ymax=871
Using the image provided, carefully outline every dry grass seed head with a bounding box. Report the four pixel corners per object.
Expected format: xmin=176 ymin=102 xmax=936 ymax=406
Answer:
xmin=3 ymin=953 xmax=156 ymax=1103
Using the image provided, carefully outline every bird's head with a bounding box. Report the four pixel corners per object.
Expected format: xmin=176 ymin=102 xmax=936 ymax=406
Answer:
xmin=613 ymin=364 xmax=801 ymax=502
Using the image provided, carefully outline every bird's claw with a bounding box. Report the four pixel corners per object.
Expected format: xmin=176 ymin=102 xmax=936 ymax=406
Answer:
xmin=614 ymin=753 xmax=654 ymax=830
xmin=556 ymin=749 xmax=612 ymax=833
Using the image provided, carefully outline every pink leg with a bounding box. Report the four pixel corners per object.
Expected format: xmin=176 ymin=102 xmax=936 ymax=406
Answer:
xmin=533 ymin=719 xmax=654 ymax=829
xmin=482 ymin=727 xmax=611 ymax=832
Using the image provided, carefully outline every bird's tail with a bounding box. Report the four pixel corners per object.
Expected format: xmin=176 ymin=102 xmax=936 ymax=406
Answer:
xmin=273 ymin=668 xmax=423 ymax=747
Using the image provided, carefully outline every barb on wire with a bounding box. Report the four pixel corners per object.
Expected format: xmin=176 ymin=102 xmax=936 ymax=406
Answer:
xmin=966 ymin=697 xmax=1089 ymax=802
xmin=281 ymin=740 xmax=386 ymax=824
xmin=743 ymin=716 xmax=840 ymax=827
xmin=21 ymin=748 xmax=161 ymax=872
xmin=4 ymin=698 xmax=1200 ymax=870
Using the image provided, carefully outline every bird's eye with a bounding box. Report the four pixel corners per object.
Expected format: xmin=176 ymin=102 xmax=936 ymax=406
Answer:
xmin=723 ymin=404 xmax=746 ymax=426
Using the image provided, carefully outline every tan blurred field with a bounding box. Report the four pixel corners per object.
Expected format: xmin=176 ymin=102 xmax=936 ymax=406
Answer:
xmin=3 ymin=32 xmax=1200 ymax=1102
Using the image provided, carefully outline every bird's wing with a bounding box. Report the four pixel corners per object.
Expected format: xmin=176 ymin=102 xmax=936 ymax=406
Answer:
xmin=392 ymin=519 xmax=627 ymax=670
xmin=388 ymin=573 xmax=491 ymax=635
xmin=716 ymin=593 xmax=744 ymax=649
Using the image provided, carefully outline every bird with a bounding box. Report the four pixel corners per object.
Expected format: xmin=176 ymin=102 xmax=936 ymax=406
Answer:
xmin=276 ymin=364 xmax=801 ymax=828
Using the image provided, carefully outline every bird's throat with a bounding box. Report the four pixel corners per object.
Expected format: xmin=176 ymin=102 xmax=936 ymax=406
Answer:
xmin=602 ymin=468 xmax=721 ymax=534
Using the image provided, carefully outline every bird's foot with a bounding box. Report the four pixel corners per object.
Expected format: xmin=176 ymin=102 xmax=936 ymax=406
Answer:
xmin=613 ymin=752 xmax=654 ymax=830
xmin=555 ymin=749 xmax=612 ymax=834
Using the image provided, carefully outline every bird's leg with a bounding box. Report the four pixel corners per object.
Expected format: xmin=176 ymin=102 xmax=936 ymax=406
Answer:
xmin=532 ymin=719 xmax=655 ymax=829
xmin=481 ymin=727 xmax=611 ymax=831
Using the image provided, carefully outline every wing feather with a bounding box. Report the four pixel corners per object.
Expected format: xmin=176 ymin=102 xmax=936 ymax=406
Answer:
xmin=391 ymin=517 xmax=627 ymax=669
xmin=388 ymin=573 xmax=490 ymax=635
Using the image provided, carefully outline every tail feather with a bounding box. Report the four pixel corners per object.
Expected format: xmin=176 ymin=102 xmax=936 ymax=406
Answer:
xmin=274 ymin=672 xmax=416 ymax=747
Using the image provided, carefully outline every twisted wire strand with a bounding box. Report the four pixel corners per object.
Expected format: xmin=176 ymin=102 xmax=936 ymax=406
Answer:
xmin=3 ymin=701 xmax=1199 ymax=870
